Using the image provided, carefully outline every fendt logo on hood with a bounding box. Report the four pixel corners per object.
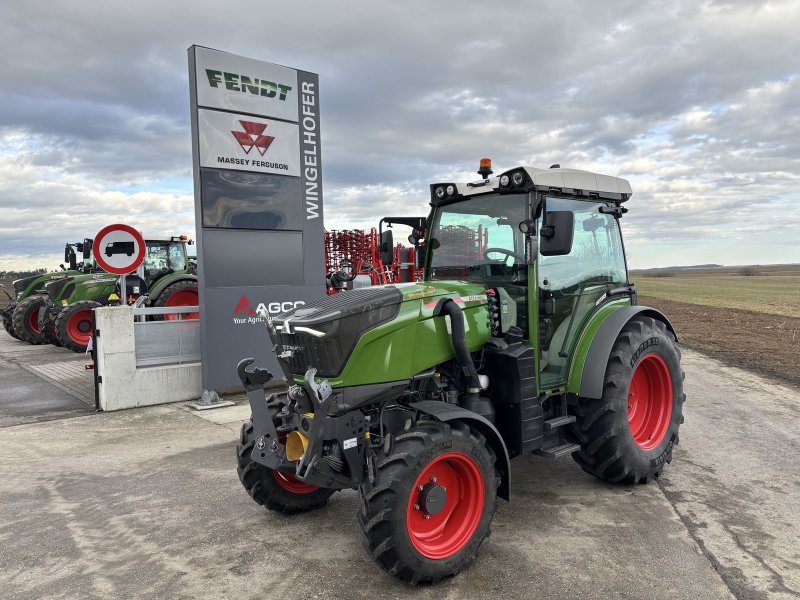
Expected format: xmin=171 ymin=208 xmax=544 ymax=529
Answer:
xmin=231 ymin=121 xmax=275 ymax=156
xmin=232 ymin=294 xmax=305 ymax=325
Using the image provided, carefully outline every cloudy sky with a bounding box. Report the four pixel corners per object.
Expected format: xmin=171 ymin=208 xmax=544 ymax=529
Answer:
xmin=1 ymin=0 xmax=798 ymax=270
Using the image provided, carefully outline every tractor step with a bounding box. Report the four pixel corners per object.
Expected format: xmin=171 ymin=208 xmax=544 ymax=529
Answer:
xmin=543 ymin=415 xmax=576 ymax=431
xmin=536 ymin=443 xmax=581 ymax=459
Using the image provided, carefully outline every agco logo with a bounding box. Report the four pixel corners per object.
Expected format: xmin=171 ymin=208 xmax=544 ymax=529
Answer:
xmin=231 ymin=120 xmax=275 ymax=156
xmin=232 ymin=294 xmax=304 ymax=325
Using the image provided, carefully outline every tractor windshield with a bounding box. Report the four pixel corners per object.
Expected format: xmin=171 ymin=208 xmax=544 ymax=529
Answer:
xmin=428 ymin=193 xmax=528 ymax=285
xmin=143 ymin=242 xmax=187 ymax=282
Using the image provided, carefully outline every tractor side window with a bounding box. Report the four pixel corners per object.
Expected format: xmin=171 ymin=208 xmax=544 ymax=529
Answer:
xmin=537 ymin=197 xmax=627 ymax=387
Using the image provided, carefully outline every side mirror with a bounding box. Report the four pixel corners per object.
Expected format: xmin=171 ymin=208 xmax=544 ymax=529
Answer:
xmin=540 ymin=211 xmax=574 ymax=256
xmin=64 ymin=245 xmax=71 ymax=263
xmin=380 ymin=230 xmax=394 ymax=266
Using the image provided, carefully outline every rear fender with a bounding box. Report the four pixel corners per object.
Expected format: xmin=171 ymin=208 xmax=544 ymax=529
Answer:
xmin=577 ymin=306 xmax=677 ymax=399
xmin=410 ymin=400 xmax=511 ymax=501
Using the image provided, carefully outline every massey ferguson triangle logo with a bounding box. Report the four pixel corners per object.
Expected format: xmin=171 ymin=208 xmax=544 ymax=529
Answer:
xmin=231 ymin=120 xmax=275 ymax=156
xmin=232 ymin=294 xmax=305 ymax=325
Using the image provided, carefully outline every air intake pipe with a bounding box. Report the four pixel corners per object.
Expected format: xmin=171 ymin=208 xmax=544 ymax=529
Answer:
xmin=439 ymin=300 xmax=481 ymax=400
xmin=439 ymin=299 xmax=495 ymax=424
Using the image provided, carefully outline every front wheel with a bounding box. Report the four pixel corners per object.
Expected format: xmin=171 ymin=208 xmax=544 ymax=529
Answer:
xmin=572 ymin=316 xmax=685 ymax=484
xmin=55 ymin=301 xmax=101 ymax=352
xmin=3 ymin=314 xmax=22 ymax=340
xmin=358 ymin=419 xmax=498 ymax=584
xmin=12 ymin=295 xmax=47 ymax=344
xmin=236 ymin=419 xmax=335 ymax=514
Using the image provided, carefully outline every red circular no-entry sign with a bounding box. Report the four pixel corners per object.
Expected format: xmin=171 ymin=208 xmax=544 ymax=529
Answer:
xmin=93 ymin=224 xmax=146 ymax=275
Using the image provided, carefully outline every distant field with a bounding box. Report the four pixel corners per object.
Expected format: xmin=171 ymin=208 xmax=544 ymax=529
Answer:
xmin=632 ymin=265 xmax=800 ymax=318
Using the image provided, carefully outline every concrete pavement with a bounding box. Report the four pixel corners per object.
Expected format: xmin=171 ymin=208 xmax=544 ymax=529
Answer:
xmin=0 ymin=340 xmax=797 ymax=599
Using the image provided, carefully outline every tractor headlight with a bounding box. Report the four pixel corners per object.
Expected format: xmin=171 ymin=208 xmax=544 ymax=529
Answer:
xmin=446 ymin=184 xmax=456 ymax=196
xmin=434 ymin=186 xmax=446 ymax=200
xmin=512 ymin=171 xmax=526 ymax=186
xmin=499 ymin=174 xmax=510 ymax=187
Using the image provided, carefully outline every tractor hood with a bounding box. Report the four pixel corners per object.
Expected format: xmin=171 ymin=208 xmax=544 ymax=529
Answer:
xmin=269 ymin=281 xmax=489 ymax=381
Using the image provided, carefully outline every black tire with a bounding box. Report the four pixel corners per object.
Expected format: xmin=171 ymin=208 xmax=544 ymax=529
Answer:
xmin=3 ymin=314 xmax=22 ymax=340
xmin=55 ymin=301 xmax=101 ymax=352
xmin=358 ymin=419 xmax=498 ymax=584
xmin=12 ymin=295 xmax=48 ymax=344
xmin=571 ymin=316 xmax=685 ymax=484
xmin=41 ymin=323 xmax=61 ymax=346
xmin=38 ymin=305 xmax=61 ymax=346
xmin=237 ymin=418 xmax=335 ymax=514
xmin=153 ymin=280 xmax=198 ymax=320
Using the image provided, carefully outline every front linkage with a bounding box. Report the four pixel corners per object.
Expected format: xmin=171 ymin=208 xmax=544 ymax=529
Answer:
xmin=237 ymin=358 xmax=367 ymax=491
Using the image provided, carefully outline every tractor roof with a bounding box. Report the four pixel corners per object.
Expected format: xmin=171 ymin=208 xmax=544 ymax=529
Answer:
xmin=430 ymin=166 xmax=633 ymax=205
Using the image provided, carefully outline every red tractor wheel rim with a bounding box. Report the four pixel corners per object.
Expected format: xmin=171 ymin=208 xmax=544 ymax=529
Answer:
xmin=272 ymin=470 xmax=320 ymax=495
xmin=66 ymin=310 xmax=94 ymax=345
xmin=628 ymin=354 xmax=673 ymax=451
xmin=164 ymin=289 xmax=199 ymax=321
xmin=406 ymin=452 xmax=484 ymax=559
xmin=28 ymin=309 xmax=41 ymax=334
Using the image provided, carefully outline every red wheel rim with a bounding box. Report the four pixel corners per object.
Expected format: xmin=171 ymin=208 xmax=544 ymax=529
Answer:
xmin=272 ymin=470 xmax=320 ymax=495
xmin=164 ymin=289 xmax=199 ymax=320
xmin=406 ymin=452 xmax=484 ymax=559
xmin=28 ymin=308 xmax=41 ymax=334
xmin=628 ymin=354 xmax=673 ymax=451
xmin=66 ymin=310 xmax=94 ymax=346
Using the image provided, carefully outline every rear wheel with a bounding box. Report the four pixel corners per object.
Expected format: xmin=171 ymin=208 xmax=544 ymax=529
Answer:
xmin=12 ymin=295 xmax=47 ymax=344
xmin=154 ymin=280 xmax=198 ymax=320
xmin=55 ymin=301 xmax=101 ymax=352
xmin=236 ymin=418 xmax=335 ymax=514
xmin=572 ymin=316 xmax=685 ymax=484
xmin=358 ymin=419 xmax=498 ymax=584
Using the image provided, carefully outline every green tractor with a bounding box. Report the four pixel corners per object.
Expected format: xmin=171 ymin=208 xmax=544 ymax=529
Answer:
xmin=40 ymin=236 xmax=198 ymax=352
xmin=4 ymin=241 xmax=95 ymax=343
xmin=235 ymin=163 xmax=685 ymax=583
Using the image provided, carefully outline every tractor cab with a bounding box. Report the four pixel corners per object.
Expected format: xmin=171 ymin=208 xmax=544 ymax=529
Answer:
xmin=142 ymin=236 xmax=192 ymax=285
xmin=411 ymin=162 xmax=633 ymax=391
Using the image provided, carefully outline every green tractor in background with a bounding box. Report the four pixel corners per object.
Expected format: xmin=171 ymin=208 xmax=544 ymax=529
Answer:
xmin=3 ymin=241 xmax=96 ymax=343
xmin=235 ymin=162 xmax=685 ymax=583
xmin=40 ymin=236 xmax=198 ymax=352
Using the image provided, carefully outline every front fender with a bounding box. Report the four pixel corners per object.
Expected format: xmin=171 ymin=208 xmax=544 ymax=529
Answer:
xmin=410 ymin=400 xmax=511 ymax=501
xmin=576 ymin=305 xmax=677 ymax=399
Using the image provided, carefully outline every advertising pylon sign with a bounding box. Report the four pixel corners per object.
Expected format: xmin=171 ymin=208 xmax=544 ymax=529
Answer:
xmin=188 ymin=46 xmax=325 ymax=390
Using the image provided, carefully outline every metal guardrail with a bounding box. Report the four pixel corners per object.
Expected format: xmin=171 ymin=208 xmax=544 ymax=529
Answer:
xmin=133 ymin=306 xmax=200 ymax=367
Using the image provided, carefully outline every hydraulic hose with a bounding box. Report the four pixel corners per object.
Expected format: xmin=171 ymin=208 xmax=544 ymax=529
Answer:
xmin=439 ymin=300 xmax=481 ymax=397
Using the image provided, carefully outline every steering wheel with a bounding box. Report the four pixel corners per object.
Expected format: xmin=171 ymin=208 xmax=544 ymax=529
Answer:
xmin=483 ymin=247 xmax=525 ymax=265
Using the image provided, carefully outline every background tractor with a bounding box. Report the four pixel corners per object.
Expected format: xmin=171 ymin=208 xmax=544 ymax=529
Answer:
xmin=5 ymin=241 xmax=97 ymax=343
xmin=235 ymin=162 xmax=685 ymax=583
xmin=39 ymin=236 xmax=198 ymax=352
